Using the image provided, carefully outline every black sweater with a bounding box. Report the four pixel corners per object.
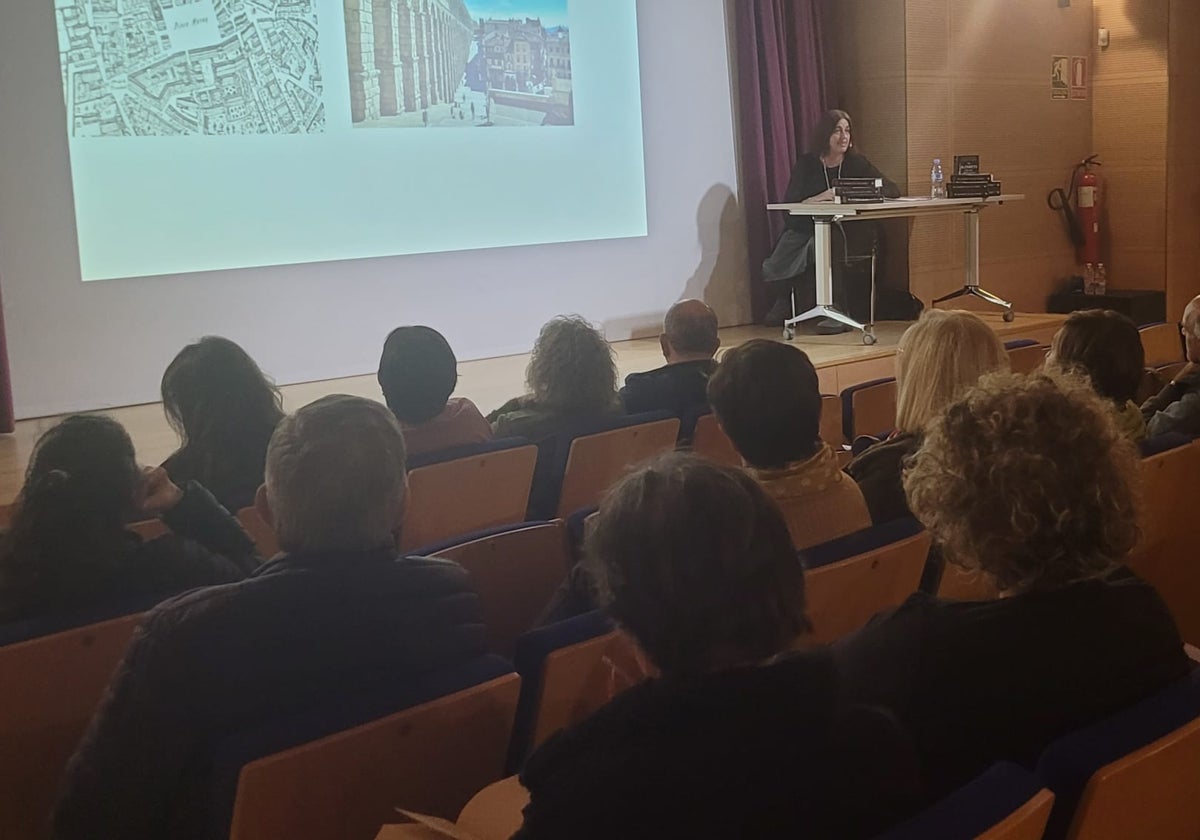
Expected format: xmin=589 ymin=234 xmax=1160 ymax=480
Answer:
xmin=0 ymin=481 xmax=259 ymax=625
xmin=516 ymin=649 xmax=919 ymax=839
xmin=834 ymin=568 xmax=1190 ymax=810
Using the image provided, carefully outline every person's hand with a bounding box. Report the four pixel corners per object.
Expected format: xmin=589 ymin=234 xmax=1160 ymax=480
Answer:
xmin=805 ymin=188 xmax=837 ymax=203
xmin=137 ymin=466 xmax=184 ymax=517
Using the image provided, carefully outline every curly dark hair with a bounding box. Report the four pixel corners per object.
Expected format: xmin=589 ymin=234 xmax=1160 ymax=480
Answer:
xmin=903 ymin=372 xmax=1139 ymax=593
xmin=584 ymin=452 xmax=810 ymax=675
xmin=526 ymin=315 xmax=618 ymax=414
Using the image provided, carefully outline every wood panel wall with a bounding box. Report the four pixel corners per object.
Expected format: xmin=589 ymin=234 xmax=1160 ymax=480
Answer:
xmin=1166 ymin=0 xmax=1200 ymax=317
xmin=828 ymin=0 xmax=1093 ymax=313
xmin=1093 ymin=0 xmax=1168 ymax=296
xmin=903 ymin=0 xmax=1094 ymax=312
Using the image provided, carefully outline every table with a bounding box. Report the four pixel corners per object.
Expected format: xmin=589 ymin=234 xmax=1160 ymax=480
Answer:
xmin=768 ymin=194 xmax=1025 ymax=344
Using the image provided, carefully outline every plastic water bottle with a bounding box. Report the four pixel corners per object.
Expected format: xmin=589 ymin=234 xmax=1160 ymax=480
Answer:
xmin=931 ymin=159 xmax=947 ymax=199
xmin=1094 ymin=263 xmax=1107 ymax=296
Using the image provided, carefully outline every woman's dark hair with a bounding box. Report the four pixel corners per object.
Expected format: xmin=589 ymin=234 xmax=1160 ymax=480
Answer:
xmin=808 ymin=109 xmax=852 ymax=156
xmin=0 ymin=416 xmax=139 ymax=619
xmin=1048 ymin=310 xmax=1145 ymax=405
xmin=161 ymin=336 xmax=283 ymax=484
xmin=377 ymin=326 xmax=458 ymax=424
xmin=706 ymin=340 xmax=822 ymax=469
xmin=585 ymin=453 xmax=810 ymax=675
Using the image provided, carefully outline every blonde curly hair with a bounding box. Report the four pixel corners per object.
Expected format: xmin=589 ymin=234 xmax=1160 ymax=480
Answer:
xmin=903 ymin=372 xmax=1139 ymax=593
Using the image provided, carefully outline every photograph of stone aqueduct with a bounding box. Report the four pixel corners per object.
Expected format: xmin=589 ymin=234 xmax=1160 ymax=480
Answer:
xmin=344 ymin=0 xmax=474 ymax=123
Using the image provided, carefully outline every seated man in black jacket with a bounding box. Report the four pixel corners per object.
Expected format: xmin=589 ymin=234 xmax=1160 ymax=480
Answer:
xmin=619 ymin=299 xmax=719 ymax=416
xmin=54 ymin=395 xmax=486 ymax=840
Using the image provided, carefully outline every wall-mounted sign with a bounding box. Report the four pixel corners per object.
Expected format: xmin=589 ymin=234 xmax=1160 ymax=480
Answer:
xmin=1070 ymin=56 xmax=1088 ymax=100
xmin=1052 ymin=55 xmax=1069 ymax=99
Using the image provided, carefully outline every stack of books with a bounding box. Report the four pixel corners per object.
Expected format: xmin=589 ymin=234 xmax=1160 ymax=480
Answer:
xmin=832 ymin=177 xmax=886 ymax=204
xmin=948 ymin=155 xmax=1002 ymax=198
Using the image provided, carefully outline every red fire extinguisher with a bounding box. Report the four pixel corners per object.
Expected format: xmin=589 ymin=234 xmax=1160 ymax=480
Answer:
xmin=1048 ymin=154 xmax=1102 ymax=266
xmin=1076 ymin=158 xmax=1101 ymax=265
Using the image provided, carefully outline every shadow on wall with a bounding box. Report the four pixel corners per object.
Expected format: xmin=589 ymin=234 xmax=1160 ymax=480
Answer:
xmin=682 ymin=183 xmax=750 ymax=324
xmin=1121 ymin=0 xmax=1169 ymax=47
xmin=604 ymin=183 xmax=751 ymax=342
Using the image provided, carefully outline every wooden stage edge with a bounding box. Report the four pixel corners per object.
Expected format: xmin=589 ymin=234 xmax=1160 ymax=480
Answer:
xmin=0 ymin=311 xmax=1065 ymax=505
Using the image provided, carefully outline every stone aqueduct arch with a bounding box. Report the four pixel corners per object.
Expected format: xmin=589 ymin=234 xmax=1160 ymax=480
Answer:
xmin=345 ymin=0 xmax=474 ymax=123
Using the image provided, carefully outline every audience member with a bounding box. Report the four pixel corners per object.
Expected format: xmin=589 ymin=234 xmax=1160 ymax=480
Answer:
xmin=707 ymin=340 xmax=870 ymax=548
xmin=835 ymin=373 xmax=1189 ymax=809
xmin=0 ymin=415 xmax=256 ymax=625
xmin=1045 ymin=309 xmax=1146 ymax=440
xmin=378 ymin=325 xmax=492 ymax=459
xmin=845 ymin=310 xmax=1007 ymax=524
xmin=160 ymin=336 xmax=284 ymax=513
xmin=1142 ymin=294 xmax=1200 ymax=437
xmin=488 ymin=316 xmax=620 ymax=440
xmin=516 ymin=454 xmax=916 ymax=839
xmin=54 ymin=396 xmax=485 ymax=839
xmin=619 ymin=299 xmax=719 ymax=416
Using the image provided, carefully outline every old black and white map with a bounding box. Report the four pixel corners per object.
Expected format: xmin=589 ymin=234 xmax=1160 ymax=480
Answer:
xmin=55 ymin=0 xmax=325 ymax=136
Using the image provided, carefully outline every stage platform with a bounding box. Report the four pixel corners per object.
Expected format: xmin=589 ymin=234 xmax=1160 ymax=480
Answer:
xmin=0 ymin=311 xmax=1065 ymax=504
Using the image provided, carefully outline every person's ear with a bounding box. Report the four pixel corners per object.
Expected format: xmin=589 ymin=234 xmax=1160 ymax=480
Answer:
xmin=254 ymin=484 xmax=274 ymax=530
xmin=660 ymin=334 xmax=671 ymax=360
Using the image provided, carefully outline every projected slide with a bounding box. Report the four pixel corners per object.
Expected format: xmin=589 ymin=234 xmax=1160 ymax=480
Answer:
xmin=57 ymin=0 xmax=325 ymax=136
xmin=52 ymin=0 xmax=645 ymax=281
xmin=345 ymin=2 xmax=573 ymax=128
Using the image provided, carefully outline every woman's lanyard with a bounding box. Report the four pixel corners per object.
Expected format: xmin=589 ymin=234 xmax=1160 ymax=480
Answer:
xmin=823 ymin=161 xmax=844 ymax=191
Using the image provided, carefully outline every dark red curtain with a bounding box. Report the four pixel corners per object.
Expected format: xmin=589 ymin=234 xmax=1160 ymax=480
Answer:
xmin=0 ymin=278 xmax=13 ymax=432
xmin=734 ymin=0 xmax=832 ymax=323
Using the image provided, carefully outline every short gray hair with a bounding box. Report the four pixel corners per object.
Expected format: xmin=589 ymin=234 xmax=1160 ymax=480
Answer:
xmin=265 ymin=395 xmax=408 ymax=553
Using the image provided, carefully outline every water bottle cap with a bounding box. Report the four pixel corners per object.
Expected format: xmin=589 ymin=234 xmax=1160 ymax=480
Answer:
xmin=933 ymin=158 xmax=941 ymax=163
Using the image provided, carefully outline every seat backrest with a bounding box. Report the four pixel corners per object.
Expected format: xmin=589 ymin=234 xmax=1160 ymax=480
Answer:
xmin=1139 ymin=322 xmax=1184 ymax=368
xmin=555 ymin=417 xmax=680 ymax=517
xmin=820 ymin=394 xmax=844 ymax=446
xmin=1006 ymin=343 xmax=1046 ymax=375
xmin=401 ymin=444 xmax=539 ymax=551
xmin=236 ymin=506 xmax=280 ymax=558
xmin=222 ymin=658 xmax=520 ymax=840
xmin=877 ymin=762 xmax=1053 ymax=840
xmin=508 ymin=611 xmax=652 ymax=771
xmin=841 ymin=378 xmax=897 ymax=442
xmin=529 ymin=628 xmax=651 ymax=751
xmin=427 ymin=521 xmax=569 ymax=658
xmin=1062 ymin=717 xmax=1200 ymax=840
xmin=690 ymin=412 xmax=741 ymax=466
xmin=1036 ymin=668 xmax=1200 ymax=840
xmin=1128 ymin=440 xmax=1200 ymax=645
xmin=128 ymin=518 xmax=170 ymax=541
xmin=0 ymin=613 xmax=142 ymax=839
xmin=801 ymin=519 xmax=930 ymax=644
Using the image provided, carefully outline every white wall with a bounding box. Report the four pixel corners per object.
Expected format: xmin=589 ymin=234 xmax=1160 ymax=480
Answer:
xmin=0 ymin=0 xmax=748 ymax=418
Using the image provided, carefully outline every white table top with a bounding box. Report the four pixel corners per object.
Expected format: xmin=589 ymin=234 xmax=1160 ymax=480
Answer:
xmin=768 ymin=194 xmax=1025 ymax=220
